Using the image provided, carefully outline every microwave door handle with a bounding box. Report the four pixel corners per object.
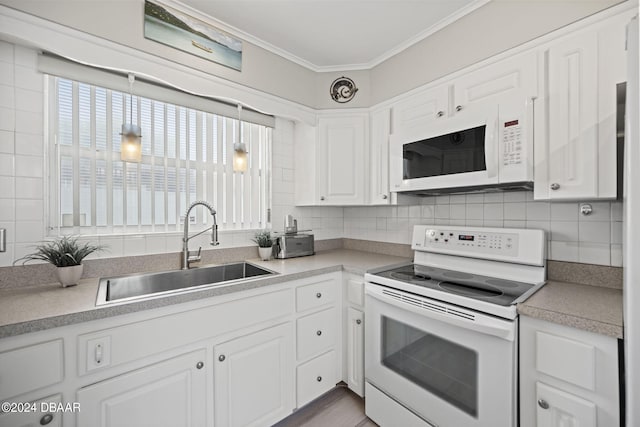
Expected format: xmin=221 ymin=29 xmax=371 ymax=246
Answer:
xmin=485 ymin=113 xmax=499 ymax=179
xmin=366 ymin=287 xmax=515 ymax=341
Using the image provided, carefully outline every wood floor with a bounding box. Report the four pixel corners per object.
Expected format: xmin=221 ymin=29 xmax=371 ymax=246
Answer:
xmin=273 ymin=386 xmax=378 ymax=427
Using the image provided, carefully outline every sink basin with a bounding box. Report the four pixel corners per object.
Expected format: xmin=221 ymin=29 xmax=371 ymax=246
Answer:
xmin=96 ymin=262 xmax=275 ymax=305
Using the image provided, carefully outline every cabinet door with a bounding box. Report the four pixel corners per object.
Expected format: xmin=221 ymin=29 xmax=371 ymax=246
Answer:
xmin=391 ymin=84 xmax=448 ymax=134
xmin=214 ymin=323 xmax=294 ymax=427
xmin=536 ymin=382 xmax=596 ymax=427
xmin=346 ymin=307 xmax=364 ymax=397
xmin=317 ymin=114 xmax=368 ymax=205
xmin=77 ymin=350 xmax=207 ymax=427
xmin=453 ymin=52 xmax=538 ymax=112
xmin=540 ymin=32 xmax=599 ymax=199
xmin=369 ymin=108 xmax=391 ymax=204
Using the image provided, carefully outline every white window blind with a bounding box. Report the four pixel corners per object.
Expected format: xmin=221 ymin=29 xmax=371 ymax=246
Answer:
xmin=49 ymin=76 xmax=272 ymax=236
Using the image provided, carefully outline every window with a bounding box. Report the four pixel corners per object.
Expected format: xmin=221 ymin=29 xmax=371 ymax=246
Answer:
xmin=49 ymin=77 xmax=272 ymax=236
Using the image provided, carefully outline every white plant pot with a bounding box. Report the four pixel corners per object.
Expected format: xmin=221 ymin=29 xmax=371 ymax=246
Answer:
xmin=56 ymin=264 xmax=84 ymax=288
xmin=258 ymin=247 xmax=272 ymax=261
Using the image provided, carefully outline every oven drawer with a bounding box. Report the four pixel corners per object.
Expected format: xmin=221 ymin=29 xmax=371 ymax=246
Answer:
xmin=296 ymin=350 xmax=337 ymax=407
xmin=296 ymin=307 xmax=337 ymax=361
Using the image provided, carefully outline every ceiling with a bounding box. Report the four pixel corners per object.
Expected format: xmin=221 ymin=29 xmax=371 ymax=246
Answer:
xmin=178 ymin=0 xmax=489 ymax=71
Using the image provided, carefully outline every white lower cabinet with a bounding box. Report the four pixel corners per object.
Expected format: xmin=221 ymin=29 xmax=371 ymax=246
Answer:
xmin=346 ymin=307 xmax=364 ymax=397
xmin=0 ymin=394 xmax=62 ymax=427
xmin=520 ymin=316 xmax=620 ymax=427
xmin=536 ymin=381 xmax=596 ymax=427
xmin=77 ymin=349 xmax=207 ymax=427
xmin=214 ymin=322 xmax=294 ymax=427
xmin=296 ymin=350 xmax=337 ymax=407
xmin=343 ymin=274 xmax=365 ymax=397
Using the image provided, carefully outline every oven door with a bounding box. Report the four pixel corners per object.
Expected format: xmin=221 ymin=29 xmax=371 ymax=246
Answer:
xmin=389 ymin=105 xmax=500 ymax=193
xmin=364 ymin=283 xmax=517 ymax=427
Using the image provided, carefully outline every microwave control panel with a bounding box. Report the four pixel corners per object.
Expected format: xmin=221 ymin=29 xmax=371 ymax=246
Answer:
xmin=502 ymin=119 xmax=523 ymax=166
xmin=417 ymin=228 xmax=519 ymax=257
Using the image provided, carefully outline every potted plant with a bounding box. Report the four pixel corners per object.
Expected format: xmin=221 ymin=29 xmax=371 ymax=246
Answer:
xmin=252 ymin=230 xmax=273 ymax=261
xmin=16 ymin=236 xmax=104 ymax=287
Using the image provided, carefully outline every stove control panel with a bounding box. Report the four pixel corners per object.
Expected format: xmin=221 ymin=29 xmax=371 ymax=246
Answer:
xmin=419 ymin=228 xmax=519 ymax=256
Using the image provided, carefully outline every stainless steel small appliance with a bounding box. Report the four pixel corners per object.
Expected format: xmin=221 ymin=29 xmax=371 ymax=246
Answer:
xmin=273 ymin=234 xmax=314 ymax=259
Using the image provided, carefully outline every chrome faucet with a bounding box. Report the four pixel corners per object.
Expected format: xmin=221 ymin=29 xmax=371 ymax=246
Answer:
xmin=182 ymin=200 xmax=219 ymax=269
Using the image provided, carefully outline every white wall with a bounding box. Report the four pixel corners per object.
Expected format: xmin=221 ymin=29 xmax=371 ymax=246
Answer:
xmin=369 ymin=0 xmax=625 ymax=104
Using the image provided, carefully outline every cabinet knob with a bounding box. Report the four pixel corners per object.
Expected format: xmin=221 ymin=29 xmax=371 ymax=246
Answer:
xmin=436 ymin=110 xmax=445 ymax=117
xmin=456 ymin=105 xmax=463 ymax=112
xmin=218 ymin=355 xmax=226 ymax=362
xmin=196 ymin=361 xmax=204 ymax=369
xmin=316 ymin=292 xmax=322 ymax=298
xmin=40 ymin=414 xmax=54 ymax=425
xmin=320 ymin=196 xmax=325 ymax=201
xmin=356 ymin=319 xmax=362 ymax=325
xmin=316 ymin=376 xmax=322 ymax=382
xmin=537 ymin=399 xmax=549 ymax=410
xmin=550 ymin=183 xmax=560 ymax=190
xmin=382 ymin=194 xmax=388 ymax=200
xmin=316 ymin=330 xmax=322 ymax=336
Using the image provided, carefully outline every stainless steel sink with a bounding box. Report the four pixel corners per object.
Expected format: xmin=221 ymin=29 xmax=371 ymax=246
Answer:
xmin=96 ymin=262 xmax=275 ymax=305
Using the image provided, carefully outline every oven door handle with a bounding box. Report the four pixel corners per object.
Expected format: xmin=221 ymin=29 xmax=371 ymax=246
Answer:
xmin=366 ymin=288 xmax=515 ymax=341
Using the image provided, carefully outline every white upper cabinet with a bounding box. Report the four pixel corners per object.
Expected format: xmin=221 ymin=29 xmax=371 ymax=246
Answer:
xmin=317 ymin=113 xmax=368 ymax=205
xmin=534 ymin=12 xmax=629 ymax=200
xmin=391 ymin=84 xmax=449 ymax=135
xmin=294 ymin=112 xmax=369 ymax=206
xmin=369 ymin=108 xmax=392 ymax=204
xmin=453 ymin=52 xmax=538 ymax=112
xmin=535 ymin=31 xmax=600 ymax=200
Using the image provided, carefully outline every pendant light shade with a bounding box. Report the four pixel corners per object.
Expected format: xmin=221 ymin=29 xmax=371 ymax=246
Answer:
xmin=233 ymin=104 xmax=248 ymax=173
xmin=120 ymin=73 xmax=142 ymax=162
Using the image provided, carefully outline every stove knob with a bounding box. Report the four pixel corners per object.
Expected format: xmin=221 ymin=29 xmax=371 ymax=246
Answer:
xmin=426 ymin=230 xmax=437 ymax=240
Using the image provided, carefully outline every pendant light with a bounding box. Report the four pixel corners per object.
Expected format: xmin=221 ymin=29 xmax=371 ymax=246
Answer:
xmin=233 ymin=104 xmax=248 ymax=172
xmin=120 ymin=73 xmax=142 ymax=162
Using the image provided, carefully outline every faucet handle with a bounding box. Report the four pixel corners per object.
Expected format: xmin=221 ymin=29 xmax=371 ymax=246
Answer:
xmin=188 ymin=247 xmax=202 ymax=263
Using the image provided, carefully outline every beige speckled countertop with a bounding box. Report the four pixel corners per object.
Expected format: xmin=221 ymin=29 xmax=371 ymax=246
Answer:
xmin=517 ymin=280 xmax=623 ymax=339
xmin=0 ymin=249 xmax=409 ymax=338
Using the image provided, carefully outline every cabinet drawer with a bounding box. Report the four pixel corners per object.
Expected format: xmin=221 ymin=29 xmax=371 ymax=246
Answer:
xmin=296 ymin=278 xmax=337 ymax=312
xmin=296 ymin=350 xmax=337 ymax=407
xmin=0 ymin=340 xmax=63 ymax=400
xmin=297 ymin=308 xmax=337 ymax=361
xmin=536 ymin=331 xmax=595 ymax=390
xmin=0 ymin=394 xmax=62 ymax=427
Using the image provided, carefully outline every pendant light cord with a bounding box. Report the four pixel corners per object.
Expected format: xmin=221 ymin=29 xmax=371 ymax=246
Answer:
xmin=128 ymin=73 xmax=135 ymax=124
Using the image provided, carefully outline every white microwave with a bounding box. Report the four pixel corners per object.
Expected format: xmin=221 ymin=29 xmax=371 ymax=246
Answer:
xmin=389 ymin=99 xmax=533 ymax=194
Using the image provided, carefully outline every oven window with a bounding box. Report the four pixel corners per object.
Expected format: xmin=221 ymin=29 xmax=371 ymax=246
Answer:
xmin=381 ymin=316 xmax=478 ymax=417
xmin=403 ymin=125 xmax=486 ymax=179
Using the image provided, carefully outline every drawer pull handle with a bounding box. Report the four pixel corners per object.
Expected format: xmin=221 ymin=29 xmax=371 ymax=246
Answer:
xmin=316 ymin=292 xmax=322 ymax=298
xmin=218 ymin=355 xmax=226 ymax=362
xmin=436 ymin=110 xmax=444 ymax=117
xmin=538 ymin=399 xmax=549 ymax=410
xmin=316 ymin=330 xmax=322 ymax=336
xmin=196 ymin=361 xmax=204 ymax=369
xmin=40 ymin=414 xmax=54 ymax=425
xmin=317 ymin=376 xmax=322 ymax=382
xmin=456 ymin=105 xmax=463 ymax=112
xmin=550 ymin=183 xmax=560 ymax=191
xmin=356 ymin=319 xmax=362 ymax=325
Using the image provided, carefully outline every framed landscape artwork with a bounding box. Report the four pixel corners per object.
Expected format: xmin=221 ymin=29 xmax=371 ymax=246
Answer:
xmin=144 ymin=0 xmax=242 ymax=71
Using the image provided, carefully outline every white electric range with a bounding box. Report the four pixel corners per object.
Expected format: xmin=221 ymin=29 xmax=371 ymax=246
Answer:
xmin=364 ymin=225 xmax=546 ymax=427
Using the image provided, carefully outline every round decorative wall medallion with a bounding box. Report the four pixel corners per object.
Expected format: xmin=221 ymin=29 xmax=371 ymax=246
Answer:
xmin=330 ymin=76 xmax=358 ymax=103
